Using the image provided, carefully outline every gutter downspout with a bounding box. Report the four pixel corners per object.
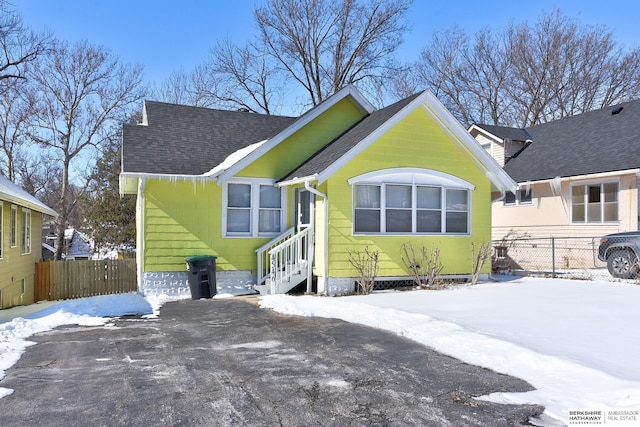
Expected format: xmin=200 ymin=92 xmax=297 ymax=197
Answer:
xmin=137 ymin=178 xmax=146 ymax=294
xmin=304 ymin=180 xmax=328 ymax=296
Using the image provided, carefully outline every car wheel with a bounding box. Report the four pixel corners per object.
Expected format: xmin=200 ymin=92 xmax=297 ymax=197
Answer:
xmin=607 ymin=249 xmax=638 ymax=279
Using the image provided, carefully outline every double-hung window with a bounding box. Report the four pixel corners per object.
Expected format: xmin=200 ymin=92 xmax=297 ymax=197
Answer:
xmin=10 ymin=205 xmax=17 ymax=247
xmin=21 ymin=209 xmax=31 ymax=254
xmin=0 ymin=204 xmax=3 ymax=258
xmin=225 ymin=180 xmax=284 ymax=236
xmin=351 ymin=168 xmax=472 ymax=235
xmin=571 ymin=182 xmax=618 ymax=223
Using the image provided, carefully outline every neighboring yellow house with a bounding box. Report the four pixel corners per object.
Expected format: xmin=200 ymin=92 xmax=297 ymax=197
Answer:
xmin=0 ymin=175 xmax=57 ymax=309
xmin=120 ymin=86 xmax=516 ymax=296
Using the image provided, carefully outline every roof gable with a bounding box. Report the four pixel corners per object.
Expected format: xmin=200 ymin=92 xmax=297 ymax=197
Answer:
xmin=281 ymin=90 xmax=516 ymax=193
xmin=213 ymin=85 xmax=375 ymax=184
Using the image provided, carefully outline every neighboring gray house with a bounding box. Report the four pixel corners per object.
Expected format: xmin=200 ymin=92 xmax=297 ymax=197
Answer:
xmin=469 ymin=99 xmax=640 ymax=240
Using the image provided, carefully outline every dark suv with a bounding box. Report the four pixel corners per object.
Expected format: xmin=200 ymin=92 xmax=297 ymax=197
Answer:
xmin=598 ymin=231 xmax=640 ymax=279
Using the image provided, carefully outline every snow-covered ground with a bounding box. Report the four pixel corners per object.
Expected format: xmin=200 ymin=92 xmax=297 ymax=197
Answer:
xmin=261 ymin=277 xmax=640 ymax=425
xmin=1 ymin=277 xmax=639 ymax=426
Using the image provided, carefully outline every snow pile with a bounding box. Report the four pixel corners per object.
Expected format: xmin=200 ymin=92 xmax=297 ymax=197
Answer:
xmin=0 ymin=293 xmax=152 ymax=399
xmin=261 ymin=277 xmax=640 ymax=424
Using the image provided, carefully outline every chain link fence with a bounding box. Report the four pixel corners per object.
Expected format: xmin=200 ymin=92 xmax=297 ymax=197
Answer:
xmin=491 ymin=235 xmax=640 ymax=282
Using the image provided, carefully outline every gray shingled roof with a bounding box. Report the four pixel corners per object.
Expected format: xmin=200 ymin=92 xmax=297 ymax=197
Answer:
xmin=474 ymin=124 xmax=532 ymax=142
xmin=479 ymin=100 xmax=640 ymax=183
xmin=282 ymin=93 xmax=422 ymax=181
xmin=122 ymin=101 xmax=296 ymax=175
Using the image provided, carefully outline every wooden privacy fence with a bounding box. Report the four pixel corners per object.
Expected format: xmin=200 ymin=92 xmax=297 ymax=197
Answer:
xmin=35 ymin=259 xmax=138 ymax=301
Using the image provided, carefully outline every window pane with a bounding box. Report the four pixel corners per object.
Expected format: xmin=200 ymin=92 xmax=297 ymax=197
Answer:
xmin=417 ymin=186 xmax=441 ymax=209
xmin=588 ymin=185 xmax=601 ymax=203
xmin=446 ymin=189 xmax=467 ymax=210
xmin=386 ymin=209 xmax=411 ymax=232
xmin=504 ymin=191 xmax=516 ymax=205
xmin=604 ymin=203 xmax=618 ymax=222
xmin=417 ymin=210 xmax=441 ymax=232
xmin=386 ymin=185 xmax=411 ymax=208
xmin=446 ymin=212 xmax=468 ymax=233
xmin=355 ymin=185 xmax=380 ymax=208
xmin=227 ymin=209 xmax=250 ymax=232
xmin=571 ymin=186 xmax=584 ymax=204
xmin=259 ymin=210 xmax=280 ymax=232
xmin=587 ymin=203 xmax=601 ymax=223
xmin=259 ymin=185 xmax=281 ymax=208
xmin=228 ymin=184 xmax=251 ymax=207
xmin=604 ymin=183 xmax=617 ymax=202
xmin=519 ymin=189 xmax=532 ymax=204
xmin=354 ymin=209 xmax=380 ymax=233
xmin=572 ymin=203 xmax=585 ymax=222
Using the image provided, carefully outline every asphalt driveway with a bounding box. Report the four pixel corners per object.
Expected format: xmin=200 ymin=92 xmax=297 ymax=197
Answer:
xmin=0 ymin=298 xmax=543 ymax=426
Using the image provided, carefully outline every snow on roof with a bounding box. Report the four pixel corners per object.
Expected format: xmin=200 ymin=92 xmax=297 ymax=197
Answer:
xmin=0 ymin=175 xmax=57 ymax=216
xmin=204 ymin=140 xmax=267 ymax=177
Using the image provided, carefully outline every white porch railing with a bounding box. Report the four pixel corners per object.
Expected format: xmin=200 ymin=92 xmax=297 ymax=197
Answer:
xmin=256 ymin=227 xmax=295 ymax=285
xmin=255 ymin=227 xmax=312 ymax=294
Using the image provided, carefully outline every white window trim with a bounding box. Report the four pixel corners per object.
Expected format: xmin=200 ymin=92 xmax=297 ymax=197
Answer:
xmin=350 ymin=168 xmax=473 ymax=236
xmin=570 ymin=180 xmax=619 ymax=225
xmin=222 ymin=178 xmax=287 ymax=238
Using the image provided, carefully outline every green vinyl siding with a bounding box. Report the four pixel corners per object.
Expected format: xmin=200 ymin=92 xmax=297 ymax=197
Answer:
xmin=239 ymin=98 xmax=366 ymax=178
xmin=324 ymin=108 xmax=492 ymax=278
xmin=142 ymin=179 xmax=278 ymax=273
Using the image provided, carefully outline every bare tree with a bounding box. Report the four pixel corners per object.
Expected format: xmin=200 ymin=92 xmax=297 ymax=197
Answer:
xmin=400 ymin=9 xmax=640 ymax=127
xmin=0 ymin=0 xmax=50 ymax=82
xmin=27 ymin=40 xmax=144 ymax=260
xmin=0 ymin=79 xmax=36 ymax=180
xmin=255 ymin=0 xmax=411 ymax=107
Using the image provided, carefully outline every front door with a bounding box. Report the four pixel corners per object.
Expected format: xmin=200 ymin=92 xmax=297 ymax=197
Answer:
xmin=294 ymin=188 xmax=314 ymax=232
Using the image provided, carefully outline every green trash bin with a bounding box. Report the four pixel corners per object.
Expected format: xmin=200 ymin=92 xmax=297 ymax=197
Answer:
xmin=186 ymin=255 xmax=217 ymax=299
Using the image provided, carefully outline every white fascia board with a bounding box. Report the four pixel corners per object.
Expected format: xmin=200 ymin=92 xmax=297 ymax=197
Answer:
xmin=276 ymin=174 xmax=319 ymax=187
xmin=420 ymin=92 xmax=517 ymax=194
xmin=215 ymin=85 xmax=375 ymax=186
xmin=524 ymin=168 xmax=640 ymax=185
xmin=316 ymin=91 xmax=433 ymax=185
xmin=467 ymin=124 xmax=502 ymax=142
xmin=0 ymin=175 xmax=57 ymax=217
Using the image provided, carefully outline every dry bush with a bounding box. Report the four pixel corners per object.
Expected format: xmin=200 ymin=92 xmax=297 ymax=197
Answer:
xmin=471 ymin=241 xmax=492 ymax=285
xmin=348 ymin=246 xmax=379 ymax=295
xmin=400 ymin=243 xmax=445 ymax=289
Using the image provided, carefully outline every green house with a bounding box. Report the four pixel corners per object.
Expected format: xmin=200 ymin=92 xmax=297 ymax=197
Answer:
xmin=120 ymin=86 xmax=515 ymax=296
xmin=0 ymin=175 xmax=57 ymax=308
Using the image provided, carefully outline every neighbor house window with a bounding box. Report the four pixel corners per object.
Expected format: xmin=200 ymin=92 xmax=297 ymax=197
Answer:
xmin=350 ymin=168 xmax=473 ymax=235
xmin=504 ymin=188 xmax=532 ymax=206
xmin=10 ymin=205 xmax=17 ymax=247
xmin=21 ymin=209 xmax=31 ymax=254
xmin=0 ymin=204 xmax=3 ymax=258
xmin=224 ymin=180 xmax=284 ymax=236
xmin=571 ymin=183 xmax=618 ymax=223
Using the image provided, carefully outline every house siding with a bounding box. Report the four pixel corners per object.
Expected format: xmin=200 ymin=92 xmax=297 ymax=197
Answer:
xmin=138 ymin=97 xmax=367 ymax=277
xmin=238 ymin=97 xmax=367 ymax=178
xmin=0 ymin=201 xmax=43 ymax=308
xmin=323 ymin=108 xmax=493 ymax=281
xmin=143 ymin=179 xmax=261 ymax=273
xmin=492 ymin=173 xmax=639 ymax=240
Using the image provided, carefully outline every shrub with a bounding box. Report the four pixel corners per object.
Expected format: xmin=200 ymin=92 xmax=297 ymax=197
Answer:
xmin=347 ymin=246 xmax=379 ymax=295
xmin=400 ymin=243 xmax=445 ymax=289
